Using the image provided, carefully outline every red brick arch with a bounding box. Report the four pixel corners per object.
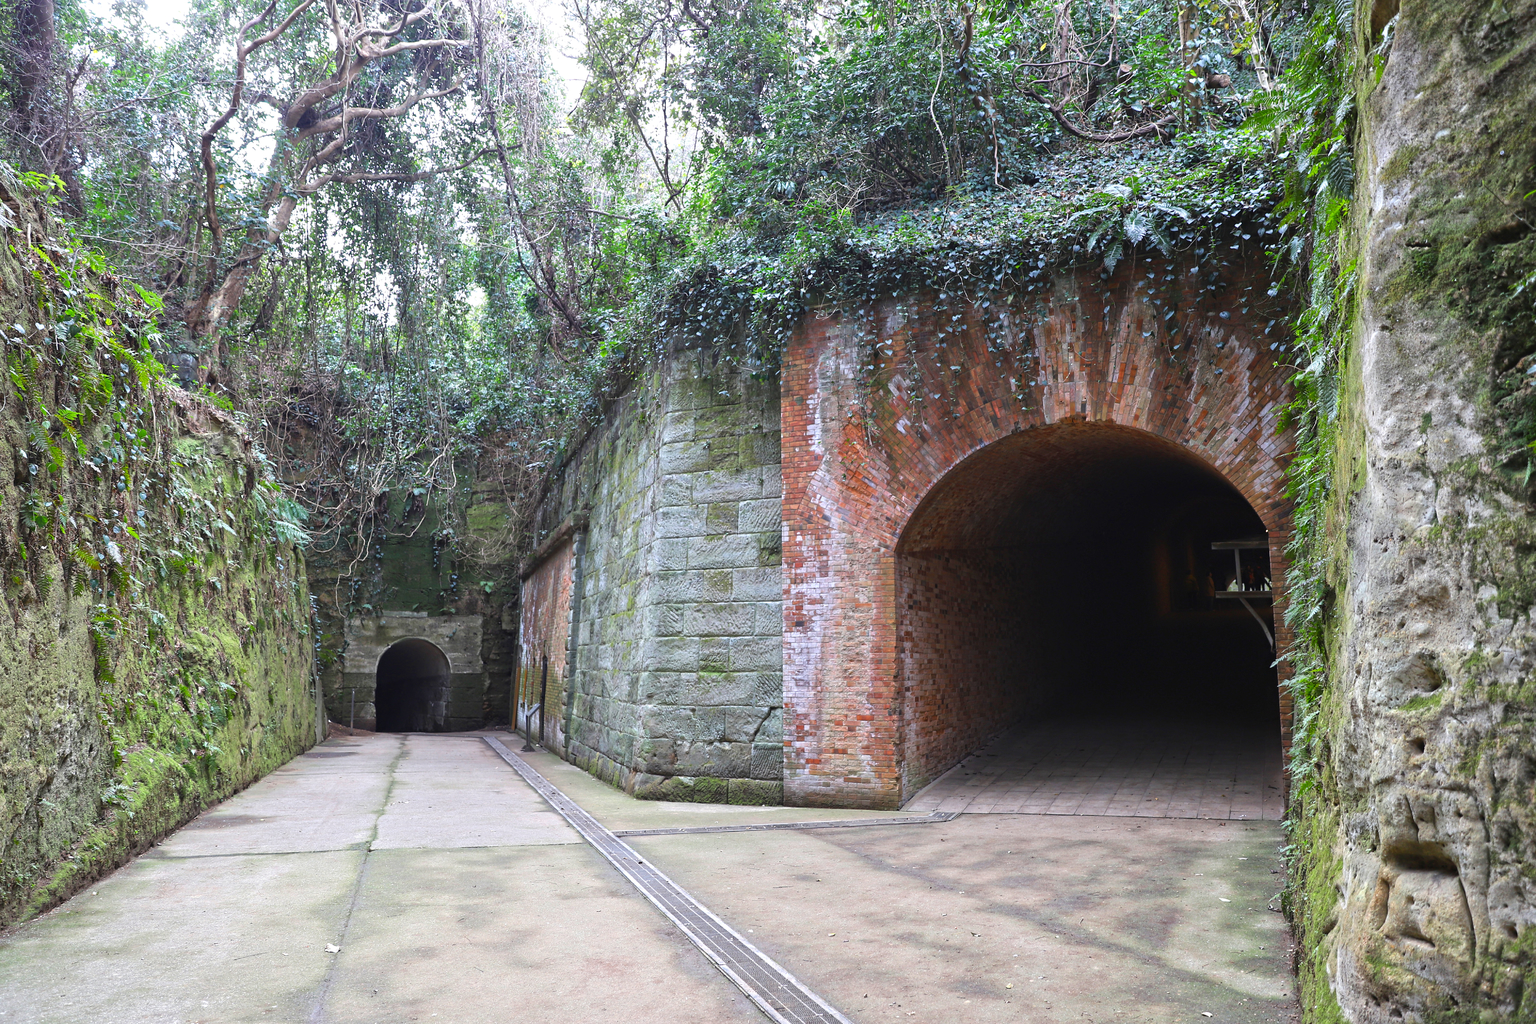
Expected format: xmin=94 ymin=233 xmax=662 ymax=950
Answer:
xmin=780 ymin=253 xmax=1295 ymax=809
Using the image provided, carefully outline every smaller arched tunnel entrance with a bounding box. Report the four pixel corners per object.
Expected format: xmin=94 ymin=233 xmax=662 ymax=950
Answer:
xmin=898 ymin=421 xmax=1283 ymax=817
xmin=375 ymin=638 xmax=452 ymax=733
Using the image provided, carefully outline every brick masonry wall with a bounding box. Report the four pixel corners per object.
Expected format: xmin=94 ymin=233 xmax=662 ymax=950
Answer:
xmin=898 ymin=549 xmax=1047 ymax=784
xmin=781 ymin=250 xmax=1297 ymax=809
xmin=523 ymin=347 xmax=784 ymax=804
xmin=518 ymin=539 xmax=574 ymax=750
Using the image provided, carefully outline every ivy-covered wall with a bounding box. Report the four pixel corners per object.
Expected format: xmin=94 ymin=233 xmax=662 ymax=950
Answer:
xmin=0 ymin=173 xmax=318 ymax=929
xmin=1284 ymin=1 xmax=1536 ymax=1021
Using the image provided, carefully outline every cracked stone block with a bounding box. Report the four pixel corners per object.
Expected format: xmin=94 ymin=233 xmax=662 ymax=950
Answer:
xmin=751 ymin=743 xmax=784 ymax=780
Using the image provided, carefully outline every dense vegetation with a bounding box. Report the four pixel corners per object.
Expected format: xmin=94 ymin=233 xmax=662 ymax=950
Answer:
xmin=0 ymin=164 xmax=316 ymax=924
xmin=0 ymin=0 xmax=1324 ymax=576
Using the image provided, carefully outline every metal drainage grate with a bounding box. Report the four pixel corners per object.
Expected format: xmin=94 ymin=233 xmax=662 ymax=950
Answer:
xmin=613 ymin=812 xmax=956 ymax=837
xmin=483 ymin=737 xmax=854 ymax=1024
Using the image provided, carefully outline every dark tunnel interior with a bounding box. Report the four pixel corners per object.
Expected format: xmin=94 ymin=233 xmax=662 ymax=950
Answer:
xmin=375 ymin=638 xmax=452 ymax=733
xmin=897 ymin=421 xmax=1281 ymax=786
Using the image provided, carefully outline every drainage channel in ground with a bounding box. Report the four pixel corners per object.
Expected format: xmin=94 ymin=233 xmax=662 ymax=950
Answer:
xmin=483 ymin=736 xmax=854 ymax=1024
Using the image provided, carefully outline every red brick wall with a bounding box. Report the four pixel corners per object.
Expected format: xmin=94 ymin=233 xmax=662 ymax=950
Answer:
xmin=897 ymin=549 xmax=1049 ymax=785
xmin=781 ymin=252 xmax=1296 ymax=809
xmin=518 ymin=540 xmax=574 ymax=751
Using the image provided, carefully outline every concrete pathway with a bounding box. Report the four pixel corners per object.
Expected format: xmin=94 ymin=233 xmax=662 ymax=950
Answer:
xmin=906 ymin=718 xmax=1287 ymax=821
xmin=0 ymin=734 xmax=761 ymax=1024
xmin=0 ymin=733 xmax=1299 ymax=1024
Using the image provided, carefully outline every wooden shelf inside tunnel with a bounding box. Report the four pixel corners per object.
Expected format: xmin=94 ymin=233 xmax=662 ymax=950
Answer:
xmin=896 ymin=421 xmax=1283 ymax=814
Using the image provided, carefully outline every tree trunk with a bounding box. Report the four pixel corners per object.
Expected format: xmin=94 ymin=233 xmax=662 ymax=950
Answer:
xmin=12 ymin=0 xmax=57 ymax=169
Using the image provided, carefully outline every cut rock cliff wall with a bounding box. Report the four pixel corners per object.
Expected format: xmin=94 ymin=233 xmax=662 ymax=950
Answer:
xmin=1294 ymin=1 xmax=1536 ymax=1020
xmin=0 ymin=180 xmax=317 ymax=927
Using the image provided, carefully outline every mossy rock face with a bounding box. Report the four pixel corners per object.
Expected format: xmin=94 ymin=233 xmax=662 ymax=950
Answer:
xmin=1289 ymin=0 xmax=1536 ymax=1020
xmin=0 ymin=179 xmax=317 ymax=928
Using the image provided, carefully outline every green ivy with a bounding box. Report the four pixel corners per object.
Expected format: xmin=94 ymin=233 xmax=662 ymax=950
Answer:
xmin=1 ymin=165 xmax=314 ymax=924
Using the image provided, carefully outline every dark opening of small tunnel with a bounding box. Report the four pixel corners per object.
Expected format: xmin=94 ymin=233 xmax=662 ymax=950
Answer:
xmin=898 ymin=422 xmax=1282 ymax=811
xmin=374 ymin=638 xmax=451 ymax=733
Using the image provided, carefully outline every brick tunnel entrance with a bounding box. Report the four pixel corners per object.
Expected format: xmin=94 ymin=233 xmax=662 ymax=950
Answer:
xmin=375 ymin=638 xmax=452 ymax=733
xmin=898 ymin=422 xmax=1284 ymax=818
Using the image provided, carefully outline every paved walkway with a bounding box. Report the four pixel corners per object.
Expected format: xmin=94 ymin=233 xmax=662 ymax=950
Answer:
xmin=0 ymin=732 xmax=1298 ymax=1024
xmin=0 ymin=735 xmax=762 ymax=1024
xmin=906 ymin=718 xmax=1286 ymax=820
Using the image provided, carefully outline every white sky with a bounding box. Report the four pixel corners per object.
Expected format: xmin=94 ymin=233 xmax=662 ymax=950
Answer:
xmin=83 ymin=0 xmax=187 ymax=33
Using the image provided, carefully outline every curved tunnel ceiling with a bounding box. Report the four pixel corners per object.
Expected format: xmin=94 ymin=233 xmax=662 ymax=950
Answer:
xmin=377 ymin=637 xmax=452 ymax=678
xmin=898 ymin=421 xmax=1261 ymax=554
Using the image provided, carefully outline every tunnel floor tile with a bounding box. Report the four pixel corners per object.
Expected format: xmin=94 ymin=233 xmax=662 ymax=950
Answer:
xmin=906 ymin=717 xmax=1285 ymax=820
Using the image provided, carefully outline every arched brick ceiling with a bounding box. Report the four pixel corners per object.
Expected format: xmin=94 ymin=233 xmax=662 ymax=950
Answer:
xmin=897 ymin=421 xmax=1260 ymax=553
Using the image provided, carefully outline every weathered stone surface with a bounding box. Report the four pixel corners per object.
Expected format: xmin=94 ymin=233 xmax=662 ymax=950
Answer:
xmin=633 ymin=774 xmax=732 ymax=803
xmin=728 ymin=779 xmax=783 ymax=805
xmin=1297 ymin=2 xmax=1536 ymax=1020
xmin=341 ymin=613 xmax=487 ymax=732
xmin=521 ymin=349 xmax=784 ymax=803
xmin=751 ymin=744 xmax=785 ymax=781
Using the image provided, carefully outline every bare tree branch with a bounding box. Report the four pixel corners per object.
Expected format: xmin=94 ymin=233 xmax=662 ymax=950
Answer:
xmin=199 ymin=0 xmax=319 ymax=252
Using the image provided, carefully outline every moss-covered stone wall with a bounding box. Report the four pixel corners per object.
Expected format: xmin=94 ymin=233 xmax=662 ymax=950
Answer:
xmin=526 ymin=345 xmax=784 ymax=804
xmin=0 ymin=175 xmax=318 ymax=929
xmin=1287 ymin=1 xmax=1536 ymax=1020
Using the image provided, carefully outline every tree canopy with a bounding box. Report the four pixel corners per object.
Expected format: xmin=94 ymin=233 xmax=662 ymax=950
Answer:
xmin=0 ymin=0 xmax=1328 ymax=579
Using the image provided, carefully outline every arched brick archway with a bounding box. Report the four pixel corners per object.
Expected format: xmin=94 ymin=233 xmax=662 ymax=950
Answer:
xmin=780 ymin=253 xmax=1295 ymax=809
xmin=895 ymin=420 xmax=1282 ymax=798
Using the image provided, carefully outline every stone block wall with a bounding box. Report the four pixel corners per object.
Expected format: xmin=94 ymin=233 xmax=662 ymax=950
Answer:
xmin=339 ymin=613 xmax=486 ymax=731
xmin=523 ymin=346 xmax=784 ymax=803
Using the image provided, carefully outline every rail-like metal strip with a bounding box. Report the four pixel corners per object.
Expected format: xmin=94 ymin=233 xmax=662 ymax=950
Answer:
xmin=483 ymin=737 xmax=854 ymax=1024
xmin=612 ymin=812 xmax=956 ymax=837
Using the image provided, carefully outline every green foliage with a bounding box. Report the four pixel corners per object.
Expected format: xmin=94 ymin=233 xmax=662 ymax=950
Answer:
xmin=1240 ymin=0 xmax=1359 ymax=790
xmin=600 ymin=124 xmax=1288 ymax=383
xmin=0 ymin=168 xmax=314 ymax=924
xmin=1256 ymin=4 xmax=1362 ymax=1020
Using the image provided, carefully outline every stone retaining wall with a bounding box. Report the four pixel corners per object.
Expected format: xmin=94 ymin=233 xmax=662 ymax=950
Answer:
xmin=524 ymin=347 xmax=784 ymax=803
